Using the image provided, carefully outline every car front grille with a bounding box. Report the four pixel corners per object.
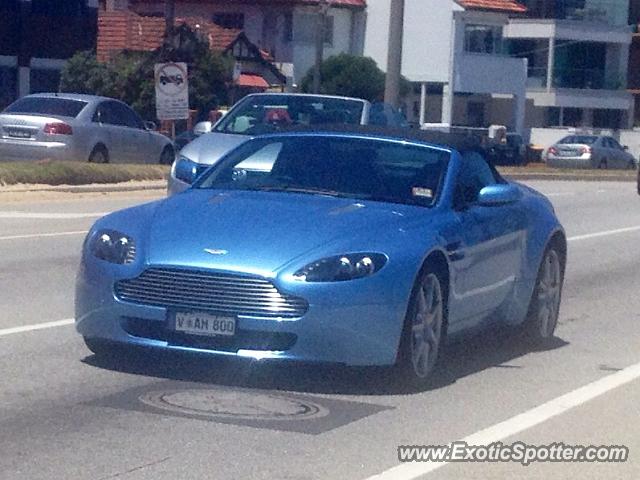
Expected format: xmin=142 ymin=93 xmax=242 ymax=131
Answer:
xmin=114 ymin=268 xmax=308 ymax=319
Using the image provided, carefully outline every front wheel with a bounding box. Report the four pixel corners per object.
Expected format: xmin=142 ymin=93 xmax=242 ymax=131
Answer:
xmin=395 ymin=269 xmax=446 ymax=388
xmin=522 ymin=247 xmax=563 ymax=343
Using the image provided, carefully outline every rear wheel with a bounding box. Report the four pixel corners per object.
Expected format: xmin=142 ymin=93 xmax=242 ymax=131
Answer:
xmin=88 ymin=145 xmax=109 ymax=164
xmin=395 ymin=269 xmax=445 ymax=387
xmin=522 ymin=247 xmax=563 ymax=343
xmin=159 ymin=146 xmax=174 ymax=165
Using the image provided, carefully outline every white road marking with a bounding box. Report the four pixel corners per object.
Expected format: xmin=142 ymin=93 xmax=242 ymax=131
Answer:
xmin=545 ymin=192 xmax=574 ymax=197
xmin=366 ymin=360 xmax=640 ymax=480
xmin=0 ymin=318 xmax=74 ymax=338
xmin=0 ymin=230 xmax=87 ymax=242
xmin=0 ymin=211 xmax=107 ymax=219
xmin=568 ymin=225 xmax=640 ymax=242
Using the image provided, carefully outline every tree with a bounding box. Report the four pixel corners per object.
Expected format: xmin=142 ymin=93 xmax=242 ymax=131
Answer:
xmin=59 ymin=24 xmax=232 ymax=120
xmin=300 ymin=54 xmax=411 ymax=102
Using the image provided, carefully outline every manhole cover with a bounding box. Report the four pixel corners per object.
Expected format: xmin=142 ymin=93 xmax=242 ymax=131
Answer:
xmin=139 ymin=389 xmax=329 ymax=421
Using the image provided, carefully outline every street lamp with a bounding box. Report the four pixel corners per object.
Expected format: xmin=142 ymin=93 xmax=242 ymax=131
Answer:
xmin=313 ymin=0 xmax=330 ymax=93
xmin=384 ymin=0 xmax=405 ymax=108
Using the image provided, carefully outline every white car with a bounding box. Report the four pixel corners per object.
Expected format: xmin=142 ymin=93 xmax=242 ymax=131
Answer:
xmin=169 ymin=93 xmax=409 ymax=194
xmin=0 ymin=93 xmax=174 ymax=164
xmin=546 ymin=134 xmax=637 ymax=170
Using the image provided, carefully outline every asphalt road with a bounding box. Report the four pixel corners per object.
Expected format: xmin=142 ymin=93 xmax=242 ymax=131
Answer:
xmin=1 ymin=181 xmax=639 ymax=480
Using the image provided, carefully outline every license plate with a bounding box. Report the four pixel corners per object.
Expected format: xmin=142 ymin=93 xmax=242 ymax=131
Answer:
xmin=173 ymin=311 xmax=236 ymax=337
xmin=5 ymin=129 xmax=32 ymax=139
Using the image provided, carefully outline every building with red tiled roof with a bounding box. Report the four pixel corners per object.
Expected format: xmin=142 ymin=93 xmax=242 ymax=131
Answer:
xmin=105 ymin=0 xmax=367 ymax=86
xmin=456 ymin=0 xmax=526 ymax=14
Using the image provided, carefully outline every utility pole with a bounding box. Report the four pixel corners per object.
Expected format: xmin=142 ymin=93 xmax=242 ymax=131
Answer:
xmin=165 ymin=0 xmax=175 ymax=46
xmin=313 ymin=0 xmax=330 ymax=93
xmin=384 ymin=0 xmax=404 ymax=108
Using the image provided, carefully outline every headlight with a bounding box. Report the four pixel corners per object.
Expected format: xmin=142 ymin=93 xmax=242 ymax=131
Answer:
xmin=293 ymin=253 xmax=387 ymax=282
xmin=90 ymin=229 xmax=136 ymax=264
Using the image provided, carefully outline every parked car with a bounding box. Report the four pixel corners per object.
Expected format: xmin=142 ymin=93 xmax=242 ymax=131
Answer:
xmin=0 ymin=93 xmax=174 ymax=164
xmin=546 ymin=134 xmax=636 ymax=170
xmin=488 ymin=132 xmax=527 ymax=165
xmin=76 ymin=128 xmax=566 ymax=387
xmin=169 ymin=93 xmax=407 ymax=194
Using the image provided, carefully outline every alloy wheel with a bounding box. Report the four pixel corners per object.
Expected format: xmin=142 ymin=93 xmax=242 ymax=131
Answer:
xmin=410 ymin=273 xmax=444 ymax=378
xmin=535 ymin=249 xmax=562 ymax=338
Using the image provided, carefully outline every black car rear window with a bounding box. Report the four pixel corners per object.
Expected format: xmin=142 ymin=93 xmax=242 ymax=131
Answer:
xmin=558 ymin=135 xmax=597 ymax=145
xmin=4 ymin=97 xmax=88 ymax=118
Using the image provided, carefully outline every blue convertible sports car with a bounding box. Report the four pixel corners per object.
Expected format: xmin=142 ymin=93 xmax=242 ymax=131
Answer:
xmin=76 ymin=129 xmax=566 ymax=386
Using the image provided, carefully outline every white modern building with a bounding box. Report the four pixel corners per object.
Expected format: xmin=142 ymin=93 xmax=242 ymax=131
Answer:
xmin=506 ymin=0 xmax=634 ymax=129
xmin=364 ymin=0 xmax=529 ymax=133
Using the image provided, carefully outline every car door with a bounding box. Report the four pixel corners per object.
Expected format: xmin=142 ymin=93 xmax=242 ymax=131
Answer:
xmin=93 ymin=101 xmax=126 ymax=163
xmin=108 ymin=102 xmax=151 ymax=163
xmin=448 ymin=152 xmax=526 ymax=325
xmin=609 ymin=138 xmax=630 ymax=168
xmin=602 ymin=137 xmax=620 ymax=167
xmin=118 ymin=103 xmax=159 ymax=163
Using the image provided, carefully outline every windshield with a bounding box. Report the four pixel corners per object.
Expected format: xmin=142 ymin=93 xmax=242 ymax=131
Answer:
xmin=212 ymin=95 xmax=366 ymax=135
xmin=558 ymin=135 xmax=597 ymax=145
xmin=4 ymin=97 xmax=88 ymax=118
xmin=196 ymin=136 xmax=449 ymax=207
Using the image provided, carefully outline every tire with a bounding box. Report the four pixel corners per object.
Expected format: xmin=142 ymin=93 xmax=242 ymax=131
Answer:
xmin=88 ymin=145 xmax=109 ymax=164
xmin=159 ymin=145 xmax=174 ymax=165
xmin=522 ymin=246 xmax=564 ymax=343
xmin=395 ymin=267 xmax=446 ymax=388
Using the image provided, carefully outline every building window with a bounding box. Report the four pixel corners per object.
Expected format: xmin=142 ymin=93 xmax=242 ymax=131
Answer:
xmin=295 ymin=14 xmax=334 ymax=46
xmin=30 ymin=69 xmax=61 ymax=94
xmin=0 ymin=67 xmax=17 ymax=111
xmin=283 ymin=13 xmax=293 ymax=42
xmin=464 ymin=24 xmax=503 ymax=54
xmin=212 ymin=12 xmax=244 ymax=29
xmin=466 ymin=101 xmax=485 ymax=127
xmin=31 ymin=0 xmax=84 ymax=16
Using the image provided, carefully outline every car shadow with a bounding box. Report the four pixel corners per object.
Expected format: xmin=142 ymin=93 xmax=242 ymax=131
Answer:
xmin=83 ymin=326 xmax=569 ymax=397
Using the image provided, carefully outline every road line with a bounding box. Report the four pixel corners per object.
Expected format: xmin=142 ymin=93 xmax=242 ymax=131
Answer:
xmin=0 ymin=319 xmax=74 ymax=338
xmin=545 ymin=192 xmax=574 ymax=197
xmin=366 ymin=360 xmax=640 ymax=480
xmin=0 ymin=230 xmax=87 ymax=242
xmin=0 ymin=211 xmax=108 ymax=219
xmin=568 ymin=225 xmax=640 ymax=242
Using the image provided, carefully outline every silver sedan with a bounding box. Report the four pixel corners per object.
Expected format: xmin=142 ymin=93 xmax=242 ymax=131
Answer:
xmin=546 ymin=134 xmax=637 ymax=170
xmin=0 ymin=93 xmax=174 ymax=164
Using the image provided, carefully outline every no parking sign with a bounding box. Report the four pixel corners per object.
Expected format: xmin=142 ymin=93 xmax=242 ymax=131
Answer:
xmin=154 ymin=62 xmax=189 ymax=120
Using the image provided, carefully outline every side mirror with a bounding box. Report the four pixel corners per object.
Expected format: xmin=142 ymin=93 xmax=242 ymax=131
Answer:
xmin=193 ymin=121 xmax=213 ymax=136
xmin=173 ymin=157 xmax=199 ymax=185
xmin=478 ymin=184 xmax=521 ymax=206
xmin=624 ymin=145 xmax=629 ymax=151
xmin=144 ymin=121 xmax=157 ymax=131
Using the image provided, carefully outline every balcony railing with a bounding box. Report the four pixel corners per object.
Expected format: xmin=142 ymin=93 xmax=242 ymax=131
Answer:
xmin=524 ymin=0 xmax=629 ymax=27
xmin=526 ymin=67 xmax=625 ymax=90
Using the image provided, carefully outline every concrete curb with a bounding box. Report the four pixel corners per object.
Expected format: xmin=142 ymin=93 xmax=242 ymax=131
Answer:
xmin=503 ymin=173 xmax=636 ymax=182
xmin=0 ymin=172 xmax=636 ymax=195
xmin=0 ymin=181 xmax=166 ymax=194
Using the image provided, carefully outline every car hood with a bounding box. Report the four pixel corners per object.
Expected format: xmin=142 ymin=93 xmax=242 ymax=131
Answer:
xmin=179 ymin=131 xmax=250 ymax=165
xmin=145 ymin=189 xmax=428 ymax=276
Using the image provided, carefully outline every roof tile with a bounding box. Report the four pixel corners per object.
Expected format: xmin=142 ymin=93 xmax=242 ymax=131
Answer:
xmin=456 ymin=0 xmax=527 ymax=13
